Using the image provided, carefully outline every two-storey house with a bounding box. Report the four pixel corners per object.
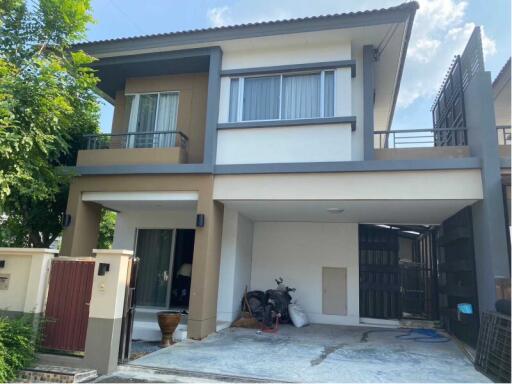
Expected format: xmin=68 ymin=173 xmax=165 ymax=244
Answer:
xmin=59 ymin=1 xmax=509 ymax=350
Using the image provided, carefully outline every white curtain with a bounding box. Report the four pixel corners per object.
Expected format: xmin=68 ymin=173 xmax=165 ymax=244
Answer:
xmin=281 ymin=73 xmax=321 ymax=119
xmin=243 ymin=76 xmax=280 ymax=121
xmin=324 ymin=71 xmax=335 ymax=117
xmin=155 ymin=93 xmax=179 ymax=147
xmin=228 ymin=78 xmax=239 ymax=122
xmin=126 ymin=95 xmax=138 ymax=148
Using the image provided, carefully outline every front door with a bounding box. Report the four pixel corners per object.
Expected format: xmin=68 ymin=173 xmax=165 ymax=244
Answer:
xmin=135 ymin=229 xmax=174 ymax=308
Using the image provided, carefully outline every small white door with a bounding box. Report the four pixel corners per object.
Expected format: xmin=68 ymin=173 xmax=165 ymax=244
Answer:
xmin=322 ymin=267 xmax=347 ymax=315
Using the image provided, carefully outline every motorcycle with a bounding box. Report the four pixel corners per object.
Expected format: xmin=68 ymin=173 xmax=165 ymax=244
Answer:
xmin=243 ymin=277 xmax=296 ymax=329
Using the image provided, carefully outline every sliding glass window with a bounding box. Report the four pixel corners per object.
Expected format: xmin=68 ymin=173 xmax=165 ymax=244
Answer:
xmin=228 ymin=70 xmax=335 ymax=123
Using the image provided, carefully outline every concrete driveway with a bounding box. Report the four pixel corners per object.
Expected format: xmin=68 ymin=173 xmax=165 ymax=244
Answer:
xmin=128 ymin=324 xmax=489 ymax=383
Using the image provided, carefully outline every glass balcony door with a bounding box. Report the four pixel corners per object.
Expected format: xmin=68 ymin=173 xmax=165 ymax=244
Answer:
xmin=125 ymin=92 xmax=180 ymax=149
xmin=134 ymin=229 xmax=175 ymax=308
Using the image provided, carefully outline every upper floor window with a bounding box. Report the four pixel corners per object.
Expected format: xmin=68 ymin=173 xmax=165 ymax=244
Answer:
xmin=125 ymin=92 xmax=179 ymax=148
xmin=228 ymin=70 xmax=335 ymax=123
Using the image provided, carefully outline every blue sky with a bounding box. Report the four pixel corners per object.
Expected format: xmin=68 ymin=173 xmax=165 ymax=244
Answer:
xmin=87 ymin=0 xmax=511 ymax=132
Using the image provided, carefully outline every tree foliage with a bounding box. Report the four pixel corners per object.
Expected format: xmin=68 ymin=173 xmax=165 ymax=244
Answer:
xmin=97 ymin=209 xmax=116 ymax=249
xmin=0 ymin=0 xmax=99 ymax=247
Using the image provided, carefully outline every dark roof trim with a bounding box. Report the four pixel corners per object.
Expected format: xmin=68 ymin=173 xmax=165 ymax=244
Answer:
xmin=386 ymin=5 xmax=417 ymax=131
xmin=221 ymin=60 xmax=356 ymax=78
xmin=493 ymin=58 xmax=511 ymax=88
xmin=75 ymin=2 xmax=419 ymax=56
xmin=89 ymin=47 xmax=219 ymax=67
xmin=218 ymin=116 xmax=357 ymax=131
xmin=214 ymin=157 xmax=481 ymax=175
xmin=73 ymin=157 xmax=480 ymax=176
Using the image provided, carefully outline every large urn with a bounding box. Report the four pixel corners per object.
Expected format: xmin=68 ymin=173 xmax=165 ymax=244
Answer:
xmin=157 ymin=311 xmax=181 ymax=347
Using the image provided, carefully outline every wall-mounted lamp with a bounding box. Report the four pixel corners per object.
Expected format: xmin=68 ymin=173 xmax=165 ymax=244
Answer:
xmin=98 ymin=263 xmax=110 ymax=276
xmin=196 ymin=213 xmax=205 ymax=228
xmin=62 ymin=213 xmax=72 ymax=228
xmin=0 ymin=260 xmax=5 ymax=268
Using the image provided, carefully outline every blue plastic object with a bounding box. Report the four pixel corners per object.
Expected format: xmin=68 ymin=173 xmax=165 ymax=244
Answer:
xmin=457 ymin=303 xmax=473 ymax=314
xmin=395 ymin=328 xmax=450 ymax=343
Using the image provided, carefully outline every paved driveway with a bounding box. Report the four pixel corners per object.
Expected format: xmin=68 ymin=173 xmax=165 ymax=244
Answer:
xmin=129 ymin=324 xmax=489 ymax=383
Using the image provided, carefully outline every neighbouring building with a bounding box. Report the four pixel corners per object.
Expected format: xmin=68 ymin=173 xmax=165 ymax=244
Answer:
xmin=8 ymin=1 xmax=507 ymax=371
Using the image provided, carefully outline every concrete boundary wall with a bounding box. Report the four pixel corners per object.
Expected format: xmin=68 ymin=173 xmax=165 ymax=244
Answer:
xmin=0 ymin=248 xmax=57 ymax=315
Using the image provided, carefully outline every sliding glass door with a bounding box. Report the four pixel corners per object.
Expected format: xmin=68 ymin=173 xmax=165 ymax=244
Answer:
xmin=134 ymin=229 xmax=174 ymax=308
xmin=125 ymin=92 xmax=180 ymax=149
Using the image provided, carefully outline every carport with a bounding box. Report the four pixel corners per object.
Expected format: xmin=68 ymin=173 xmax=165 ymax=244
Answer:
xmin=126 ymin=324 xmax=488 ymax=382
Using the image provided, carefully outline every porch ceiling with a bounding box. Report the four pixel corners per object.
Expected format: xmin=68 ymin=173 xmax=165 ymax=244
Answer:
xmin=82 ymin=191 xmax=198 ymax=212
xmin=222 ymin=199 xmax=477 ymax=225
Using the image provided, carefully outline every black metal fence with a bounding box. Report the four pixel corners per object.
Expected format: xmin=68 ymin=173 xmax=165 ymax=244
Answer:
xmin=84 ymin=131 xmax=188 ymax=150
xmin=374 ymin=128 xmax=467 ymax=149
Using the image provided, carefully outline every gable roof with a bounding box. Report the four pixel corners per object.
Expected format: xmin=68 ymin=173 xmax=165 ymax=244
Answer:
xmin=75 ymin=2 xmax=418 ymax=57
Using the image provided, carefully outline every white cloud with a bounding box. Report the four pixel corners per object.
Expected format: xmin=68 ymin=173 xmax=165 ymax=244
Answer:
xmin=207 ymin=6 xmax=232 ymax=27
xmin=205 ymin=0 xmax=498 ymax=112
xmin=397 ymin=0 xmax=497 ymax=108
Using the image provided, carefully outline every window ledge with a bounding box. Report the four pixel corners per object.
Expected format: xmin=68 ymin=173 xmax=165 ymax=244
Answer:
xmin=217 ymin=116 xmax=356 ymax=131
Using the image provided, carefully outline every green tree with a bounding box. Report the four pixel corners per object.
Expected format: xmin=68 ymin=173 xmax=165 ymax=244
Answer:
xmin=0 ymin=0 xmax=99 ymax=247
xmin=97 ymin=209 xmax=116 ymax=249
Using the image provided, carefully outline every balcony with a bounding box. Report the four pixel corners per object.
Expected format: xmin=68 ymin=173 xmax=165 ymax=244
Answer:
xmin=373 ymin=128 xmax=470 ymax=160
xmin=76 ymin=131 xmax=189 ymax=167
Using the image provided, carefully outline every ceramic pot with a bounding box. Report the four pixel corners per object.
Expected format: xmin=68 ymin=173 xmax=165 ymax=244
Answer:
xmin=157 ymin=311 xmax=181 ymax=347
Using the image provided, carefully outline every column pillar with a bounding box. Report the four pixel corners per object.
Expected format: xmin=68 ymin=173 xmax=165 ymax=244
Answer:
xmin=83 ymin=249 xmax=132 ymax=374
xmin=188 ymin=180 xmax=224 ymax=339
xmin=61 ymin=180 xmax=102 ymax=257
xmin=464 ymin=70 xmax=510 ymax=313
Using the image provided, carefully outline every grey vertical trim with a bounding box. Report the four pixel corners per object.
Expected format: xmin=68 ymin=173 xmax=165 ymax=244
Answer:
xmin=464 ymin=70 xmax=510 ymax=314
xmin=203 ymin=47 xmax=223 ymax=170
xmin=363 ymin=45 xmax=375 ymax=160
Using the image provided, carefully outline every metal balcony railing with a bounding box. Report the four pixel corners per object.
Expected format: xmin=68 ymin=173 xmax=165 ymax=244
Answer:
xmin=497 ymin=125 xmax=511 ymax=145
xmin=374 ymin=128 xmax=468 ymax=149
xmin=84 ymin=131 xmax=188 ymax=150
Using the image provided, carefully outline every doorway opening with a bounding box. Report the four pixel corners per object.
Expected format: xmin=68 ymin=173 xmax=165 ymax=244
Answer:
xmin=130 ymin=228 xmax=195 ymax=351
xmin=359 ymin=224 xmax=439 ymax=322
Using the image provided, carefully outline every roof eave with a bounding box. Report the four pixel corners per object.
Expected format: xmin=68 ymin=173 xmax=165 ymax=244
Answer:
xmin=75 ymin=2 xmax=419 ymax=57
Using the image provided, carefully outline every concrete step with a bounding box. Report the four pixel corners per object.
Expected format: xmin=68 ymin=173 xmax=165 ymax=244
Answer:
xmin=18 ymin=364 xmax=97 ymax=383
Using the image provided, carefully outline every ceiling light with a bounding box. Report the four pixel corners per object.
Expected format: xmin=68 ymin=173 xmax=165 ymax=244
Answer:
xmin=327 ymin=208 xmax=344 ymax=214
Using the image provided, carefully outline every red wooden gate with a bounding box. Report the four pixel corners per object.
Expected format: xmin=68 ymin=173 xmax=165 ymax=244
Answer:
xmin=42 ymin=259 xmax=95 ymax=353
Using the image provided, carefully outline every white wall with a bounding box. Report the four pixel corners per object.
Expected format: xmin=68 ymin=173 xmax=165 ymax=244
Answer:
xmin=221 ymin=41 xmax=351 ymax=70
xmin=216 ymin=41 xmax=361 ymax=165
xmin=216 ymin=124 xmax=352 ymax=164
xmin=113 ymin=210 xmax=196 ymax=250
xmin=217 ymin=208 xmax=254 ymax=322
xmin=251 ymin=222 xmax=359 ymax=325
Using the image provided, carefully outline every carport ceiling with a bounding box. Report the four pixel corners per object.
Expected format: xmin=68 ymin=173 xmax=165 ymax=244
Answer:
xmin=222 ymin=199 xmax=477 ymax=225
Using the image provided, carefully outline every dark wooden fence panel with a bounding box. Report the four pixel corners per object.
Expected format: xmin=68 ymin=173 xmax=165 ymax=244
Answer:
xmin=42 ymin=259 xmax=95 ymax=353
